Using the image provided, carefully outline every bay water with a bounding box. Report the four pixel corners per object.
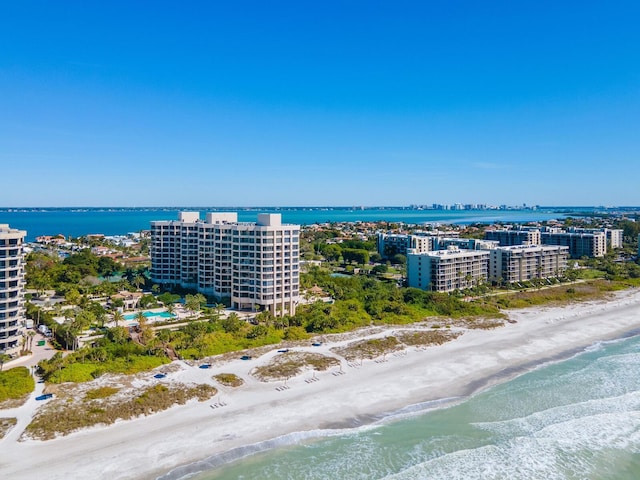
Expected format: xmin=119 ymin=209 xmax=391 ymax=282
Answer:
xmin=0 ymin=208 xmax=566 ymax=241
xmin=168 ymin=333 xmax=640 ymax=480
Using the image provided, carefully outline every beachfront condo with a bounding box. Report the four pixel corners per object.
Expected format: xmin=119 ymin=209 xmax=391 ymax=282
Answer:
xmin=0 ymin=224 xmax=27 ymax=359
xmin=151 ymin=212 xmax=300 ymax=316
xmin=488 ymin=244 xmax=569 ymax=284
xmin=407 ymin=247 xmax=490 ymax=293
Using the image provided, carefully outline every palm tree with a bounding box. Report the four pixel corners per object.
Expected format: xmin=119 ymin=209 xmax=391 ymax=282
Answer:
xmin=133 ymin=275 xmax=145 ymax=291
xmin=27 ymin=331 xmax=36 ymax=351
xmin=136 ymin=311 xmax=147 ymax=327
xmin=112 ymin=310 xmax=124 ymax=328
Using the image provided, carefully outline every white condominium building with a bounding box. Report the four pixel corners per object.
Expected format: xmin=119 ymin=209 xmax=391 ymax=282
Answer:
xmin=0 ymin=224 xmax=26 ymax=358
xmin=151 ymin=212 xmax=300 ymax=316
xmin=489 ymin=244 xmax=569 ymax=284
xmin=407 ymin=247 xmax=490 ymax=293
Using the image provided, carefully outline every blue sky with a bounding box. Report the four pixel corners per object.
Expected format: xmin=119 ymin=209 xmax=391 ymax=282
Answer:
xmin=1 ymin=1 xmax=638 ymax=207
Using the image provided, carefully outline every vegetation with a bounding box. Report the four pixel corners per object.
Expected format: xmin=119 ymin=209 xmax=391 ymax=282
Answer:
xmin=0 ymin=418 xmax=17 ymax=439
xmin=299 ymin=267 xmax=501 ymax=331
xmin=486 ymin=281 xmax=619 ymax=309
xmin=252 ymin=352 xmax=340 ymax=381
xmin=0 ymin=367 xmax=35 ymax=406
xmin=26 ymin=383 xmax=217 ymax=440
xmin=22 ymin=218 xmax=640 ymax=390
xmin=582 ymin=253 xmax=640 ymax=282
xmin=332 ymin=336 xmax=402 ymax=361
xmin=84 ymin=386 xmax=120 ymax=400
xmin=214 ymin=373 xmax=244 ymax=387
xmin=37 ymin=330 xmax=169 ymax=383
xmin=396 ymin=330 xmax=462 ymax=346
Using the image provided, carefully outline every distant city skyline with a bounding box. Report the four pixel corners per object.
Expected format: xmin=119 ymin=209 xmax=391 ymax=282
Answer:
xmin=1 ymin=1 xmax=639 ymax=207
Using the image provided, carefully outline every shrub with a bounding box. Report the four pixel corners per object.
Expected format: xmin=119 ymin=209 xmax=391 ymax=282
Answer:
xmin=214 ymin=373 xmax=244 ymax=387
xmin=0 ymin=367 xmax=35 ymax=403
xmin=84 ymin=387 xmax=120 ymax=400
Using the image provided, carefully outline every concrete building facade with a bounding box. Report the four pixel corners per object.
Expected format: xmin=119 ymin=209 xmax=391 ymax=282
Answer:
xmin=484 ymin=229 xmax=541 ymax=246
xmin=567 ymin=228 xmax=624 ymax=249
xmin=489 ymin=244 xmax=569 ymax=284
xmin=437 ymin=238 xmax=499 ymax=251
xmin=407 ymin=247 xmax=490 ymax=293
xmin=377 ymin=231 xmax=461 ymax=258
xmin=541 ymin=231 xmax=606 ymax=258
xmin=0 ymin=224 xmax=26 ymax=358
xmin=151 ymin=212 xmax=300 ymax=316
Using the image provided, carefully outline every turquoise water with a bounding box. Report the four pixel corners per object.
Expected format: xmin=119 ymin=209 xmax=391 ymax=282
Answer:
xmin=0 ymin=208 xmax=569 ymax=241
xmin=123 ymin=310 xmax=175 ymax=321
xmin=164 ymin=334 xmax=640 ymax=480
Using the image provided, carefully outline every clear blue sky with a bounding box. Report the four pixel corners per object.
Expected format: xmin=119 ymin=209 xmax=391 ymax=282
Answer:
xmin=1 ymin=1 xmax=638 ymax=207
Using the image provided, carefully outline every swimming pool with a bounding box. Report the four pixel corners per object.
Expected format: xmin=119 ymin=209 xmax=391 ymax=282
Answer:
xmin=123 ymin=310 xmax=175 ymax=321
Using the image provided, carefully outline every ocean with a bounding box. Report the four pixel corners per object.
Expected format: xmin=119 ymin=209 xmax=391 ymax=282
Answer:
xmin=167 ymin=333 xmax=640 ymax=480
xmin=0 ymin=208 xmax=567 ymax=241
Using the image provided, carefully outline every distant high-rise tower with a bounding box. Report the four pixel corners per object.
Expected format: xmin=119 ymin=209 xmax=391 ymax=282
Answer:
xmin=0 ymin=224 xmax=27 ymax=359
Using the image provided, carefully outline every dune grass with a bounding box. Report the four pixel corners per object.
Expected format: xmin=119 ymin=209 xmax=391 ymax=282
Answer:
xmin=332 ymin=336 xmax=403 ymax=361
xmin=26 ymin=383 xmax=217 ymax=440
xmin=0 ymin=417 xmax=17 ymax=439
xmin=252 ymin=352 xmax=340 ymax=382
xmin=213 ymin=373 xmax=244 ymax=387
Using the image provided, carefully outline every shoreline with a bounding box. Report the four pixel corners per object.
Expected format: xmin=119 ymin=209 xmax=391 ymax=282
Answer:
xmin=3 ymin=288 xmax=640 ymax=480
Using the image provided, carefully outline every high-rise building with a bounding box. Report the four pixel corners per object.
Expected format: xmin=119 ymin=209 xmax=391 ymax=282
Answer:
xmin=151 ymin=212 xmax=300 ymax=316
xmin=0 ymin=224 xmax=26 ymax=358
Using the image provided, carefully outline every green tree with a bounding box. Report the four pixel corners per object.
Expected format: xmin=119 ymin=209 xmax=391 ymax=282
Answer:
xmin=390 ymin=254 xmax=407 ymax=266
xmin=112 ymin=310 xmax=124 ymax=328
xmin=221 ymin=313 xmax=244 ymax=334
xmin=132 ymin=275 xmax=146 ymax=291
xmin=342 ymin=248 xmax=370 ymax=265
xmin=321 ymin=244 xmax=342 ymax=262
xmin=185 ymin=294 xmax=206 ymax=314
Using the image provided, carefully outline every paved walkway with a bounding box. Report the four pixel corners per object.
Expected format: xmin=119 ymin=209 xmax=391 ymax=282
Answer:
xmin=3 ymin=331 xmax=58 ymax=371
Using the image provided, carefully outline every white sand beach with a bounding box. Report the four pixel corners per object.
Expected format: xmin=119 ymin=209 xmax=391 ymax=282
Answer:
xmin=3 ymin=288 xmax=640 ymax=480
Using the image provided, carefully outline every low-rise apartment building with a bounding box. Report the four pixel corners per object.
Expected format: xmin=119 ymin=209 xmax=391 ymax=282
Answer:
xmin=567 ymin=228 xmax=624 ymax=249
xmin=407 ymin=247 xmax=490 ymax=293
xmin=540 ymin=231 xmax=606 ymax=258
xmin=377 ymin=231 xmax=462 ymax=258
xmin=484 ymin=228 xmax=541 ymax=246
xmin=489 ymin=244 xmax=569 ymax=284
xmin=377 ymin=233 xmax=433 ymax=258
xmin=151 ymin=212 xmax=300 ymax=316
